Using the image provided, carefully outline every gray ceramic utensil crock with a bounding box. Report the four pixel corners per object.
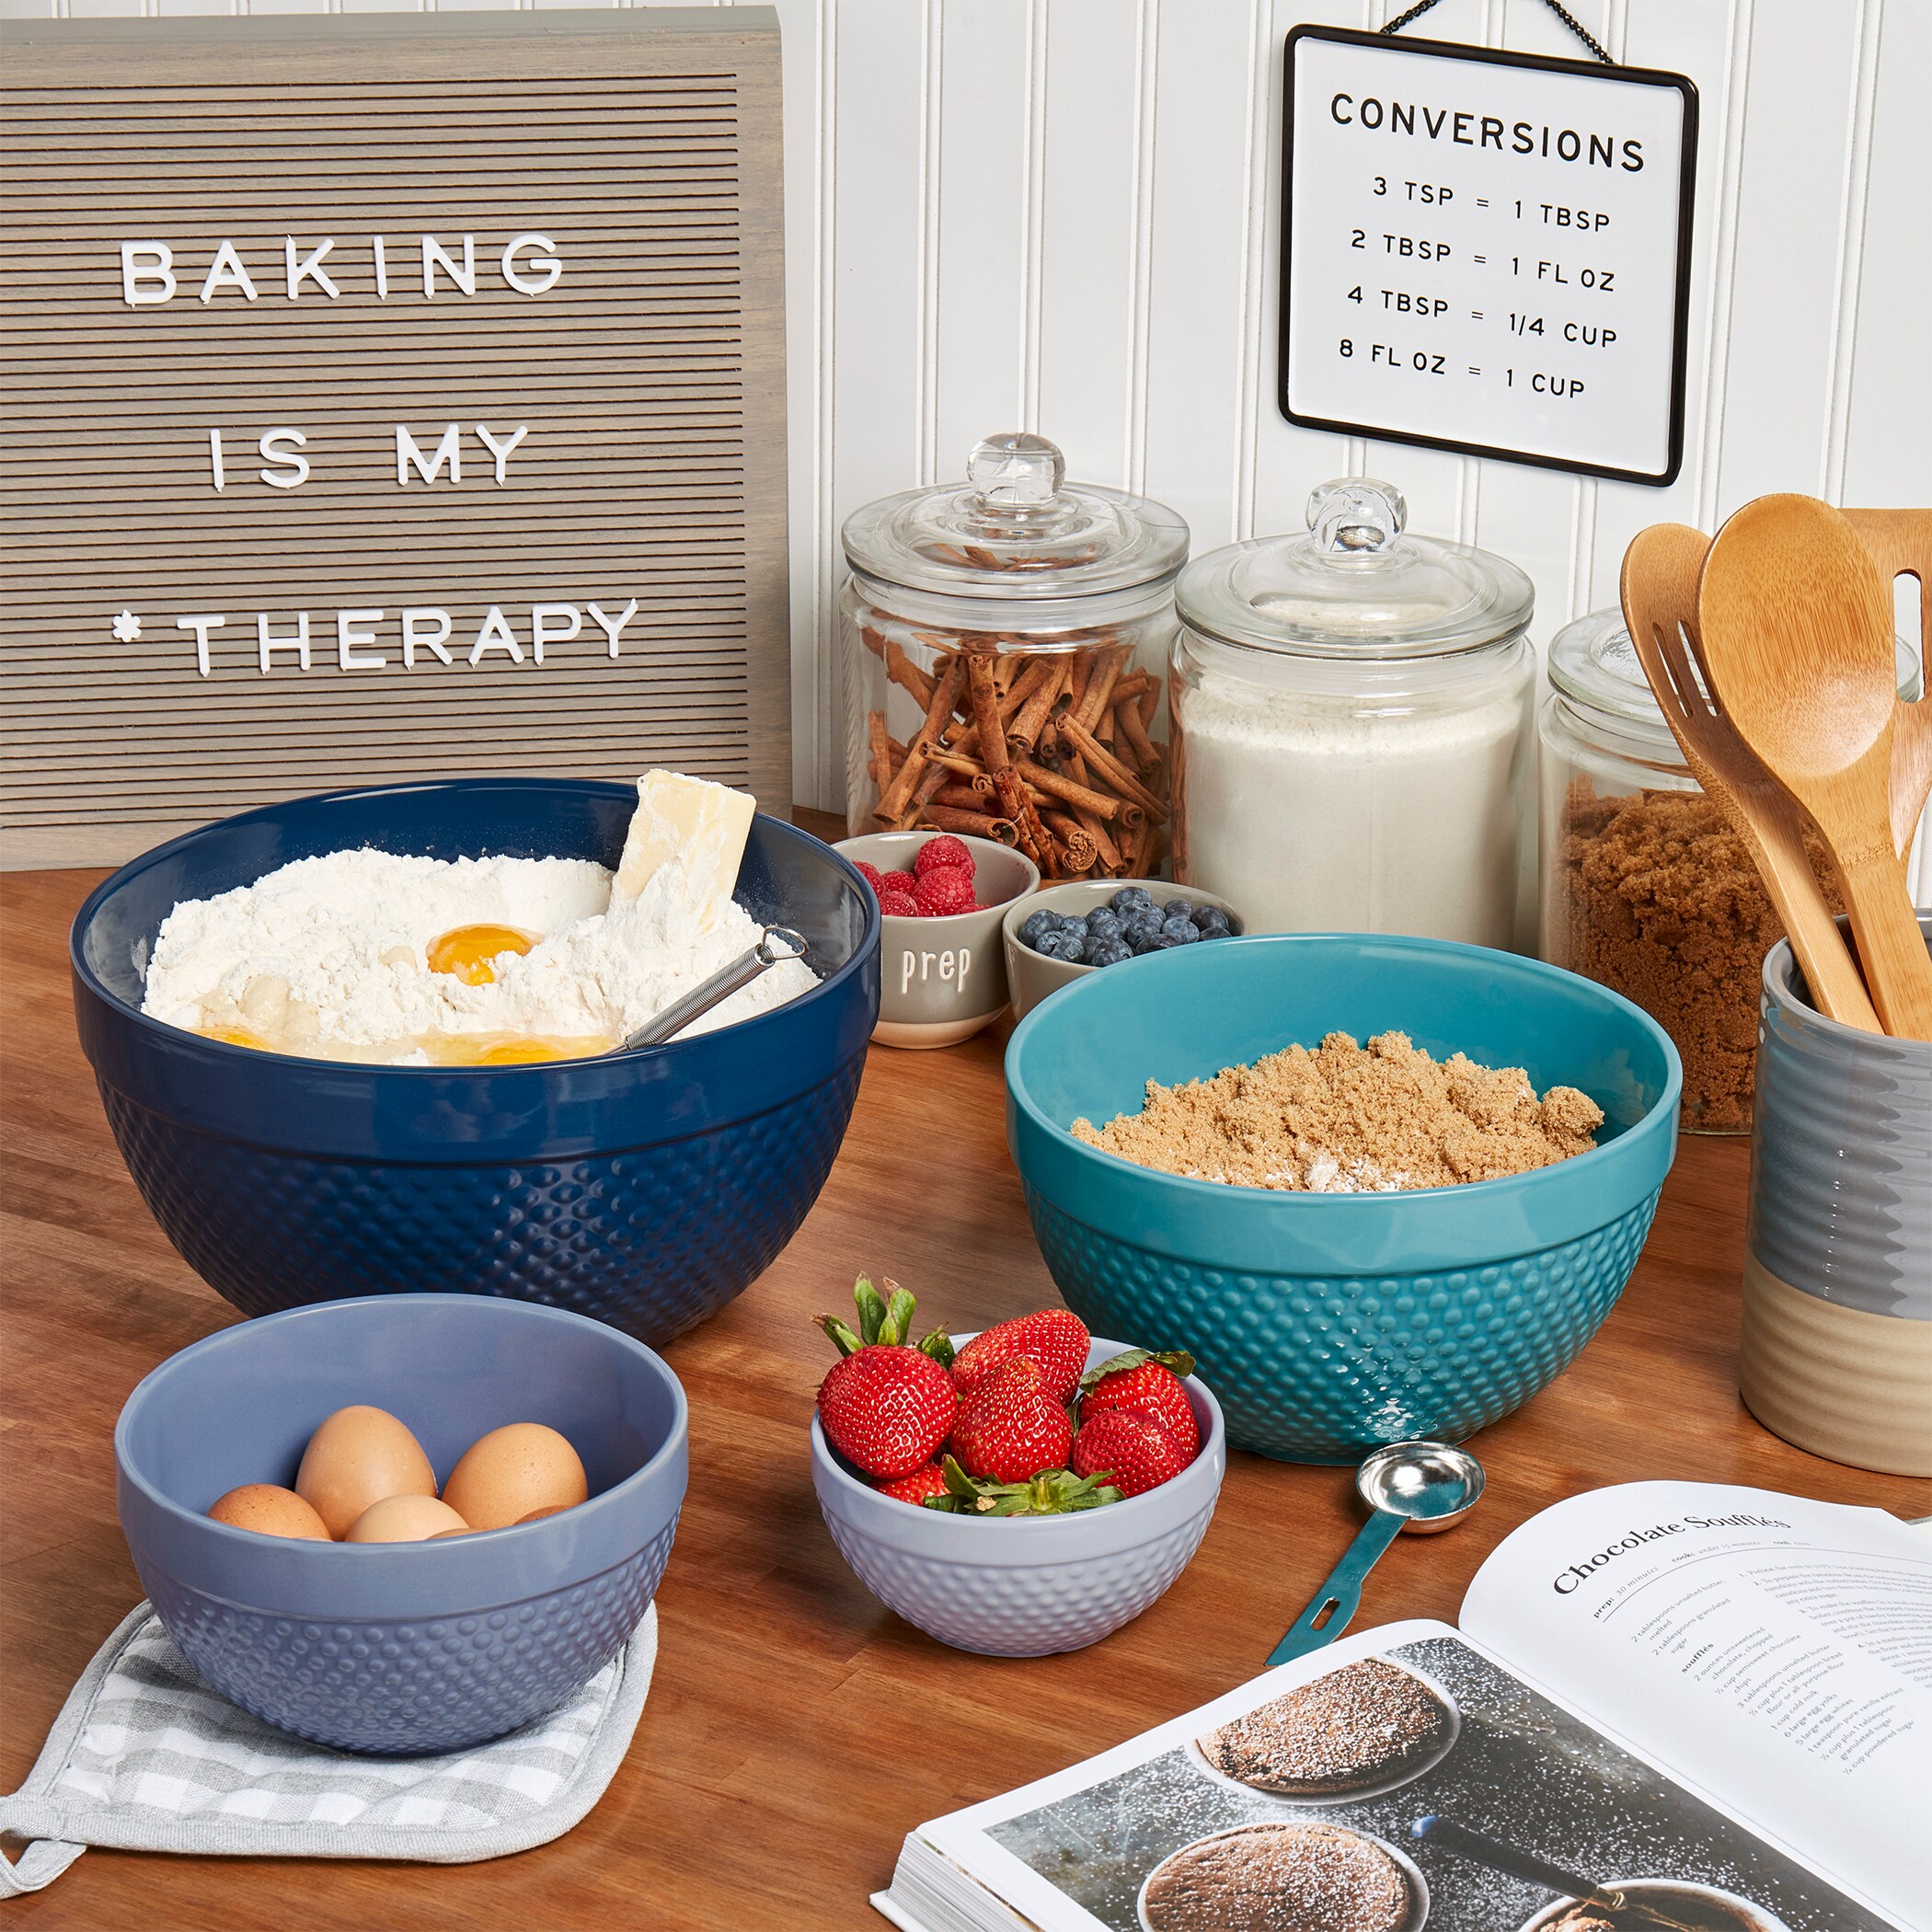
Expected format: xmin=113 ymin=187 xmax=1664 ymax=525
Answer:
xmin=1740 ymin=912 xmax=1932 ymax=1475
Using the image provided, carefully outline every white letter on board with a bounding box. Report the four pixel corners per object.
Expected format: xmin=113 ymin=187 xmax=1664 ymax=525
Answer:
xmin=337 ymin=608 xmax=386 ymax=671
xmin=420 ymin=234 xmax=477 ymax=298
xmin=468 ymin=607 xmax=525 ymax=665
xmin=500 ymin=233 xmax=562 ymax=296
xmin=372 ymin=235 xmax=389 ymax=300
xmin=121 ymin=242 xmax=177 ymax=307
xmin=200 ymin=240 xmax=260 ymax=304
xmin=284 ymin=236 xmax=340 ymax=301
xmin=177 ymin=614 xmax=225 ymax=678
xmin=257 ymin=612 xmax=312 ymax=673
xmin=208 ymin=429 xmax=226 ymax=492
xmin=475 ymin=424 xmax=528 ymax=485
xmin=530 ymin=604 xmax=581 ymax=664
xmin=258 ymin=428 xmax=310 ymax=490
xmin=396 ymin=424 xmax=462 ymax=487
xmin=586 ymin=599 xmax=639 ymax=659
xmin=401 ymin=607 xmax=454 ymax=667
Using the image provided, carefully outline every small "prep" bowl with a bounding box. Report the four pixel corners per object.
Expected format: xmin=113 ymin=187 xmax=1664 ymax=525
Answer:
xmin=811 ymin=1333 xmax=1225 ymax=1656
xmin=1006 ymin=934 xmax=1680 ymax=1463
xmin=115 ymin=1294 xmax=687 ymax=1754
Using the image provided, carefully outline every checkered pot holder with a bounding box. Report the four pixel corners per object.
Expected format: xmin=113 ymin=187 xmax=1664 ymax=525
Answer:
xmin=0 ymin=1601 xmax=657 ymax=1894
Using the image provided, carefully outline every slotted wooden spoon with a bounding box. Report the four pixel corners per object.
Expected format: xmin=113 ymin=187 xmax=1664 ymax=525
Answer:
xmin=1620 ymin=523 xmax=1880 ymax=1031
xmin=1696 ymin=495 xmax=1932 ymax=1041
xmin=1842 ymin=506 xmax=1932 ymax=857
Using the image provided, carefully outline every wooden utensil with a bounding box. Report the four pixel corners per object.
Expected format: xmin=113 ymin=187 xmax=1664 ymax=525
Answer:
xmin=1696 ymin=495 xmax=1932 ymax=1041
xmin=1620 ymin=524 xmax=1880 ymax=1032
xmin=1842 ymin=506 xmax=1932 ymax=857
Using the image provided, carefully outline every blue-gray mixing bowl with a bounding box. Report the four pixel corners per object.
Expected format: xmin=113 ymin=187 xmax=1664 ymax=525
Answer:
xmin=1006 ymin=935 xmax=1680 ymax=1463
xmin=811 ymin=1335 xmax=1225 ymax=1656
xmin=115 ymin=1294 xmax=687 ymax=1754
xmin=72 ymin=778 xmax=880 ymax=1342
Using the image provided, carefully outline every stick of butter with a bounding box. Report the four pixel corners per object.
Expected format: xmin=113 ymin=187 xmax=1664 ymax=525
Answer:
xmin=611 ymin=770 xmax=757 ymax=935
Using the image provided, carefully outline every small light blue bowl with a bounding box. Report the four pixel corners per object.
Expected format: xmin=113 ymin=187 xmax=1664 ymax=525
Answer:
xmin=1006 ymin=935 xmax=1680 ymax=1464
xmin=811 ymin=1334 xmax=1225 ymax=1657
xmin=71 ymin=777 xmax=880 ymax=1344
xmin=115 ymin=1294 xmax=688 ymax=1754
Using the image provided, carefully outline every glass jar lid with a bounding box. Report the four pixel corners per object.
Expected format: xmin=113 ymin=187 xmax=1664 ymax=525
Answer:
xmin=840 ymin=431 xmax=1190 ymax=600
xmin=1549 ymin=604 xmax=1925 ymax=724
xmin=1175 ymin=477 xmax=1535 ymax=660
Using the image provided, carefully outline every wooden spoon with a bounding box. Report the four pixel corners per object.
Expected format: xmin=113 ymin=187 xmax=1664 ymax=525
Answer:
xmin=1620 ymin=525 xmax=1880 ymax=1031
xmin=1842 ymin=506 xmax=1932 ymax=857
xmin=1697 ymin=494 xmax=1932 ymax=1041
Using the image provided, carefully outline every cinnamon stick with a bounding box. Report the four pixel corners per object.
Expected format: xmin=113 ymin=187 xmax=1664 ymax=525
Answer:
xmin=1041 ymin=811 xmax=1097 ymax=875
xmin=885 ymin=638 xmax=937 ymax=711
xmin=1056 ymin=714 xmax=1167 ymax=821
xmin=1074 ymin=643 xmax=1130 ymax=732
xmin=867 ymin=709 xmax=892 ymax=797
xmin=875 ymin=655 xmax=964 ymax=823
xmin=1008 ymin=658 xmax=1065 ymax=753
xmin=922 ymin=805 xmax=1018 ymax=845
xmin=1016 ymin=755 xmax=1124 ymax=822
xmin=1116 ymin=697 xmax=1158 ymax=774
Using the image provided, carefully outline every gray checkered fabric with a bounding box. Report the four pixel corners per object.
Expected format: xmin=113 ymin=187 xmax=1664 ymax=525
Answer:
xmin=0 ymin=1600 xmax=657 ymax=1895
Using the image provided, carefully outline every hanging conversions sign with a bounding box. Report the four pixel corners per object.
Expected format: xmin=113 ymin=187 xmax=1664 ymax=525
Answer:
xmin=1279 ymin=23 xmax=1697 ymax=485
xmin=0 ymin=9 xmax=788 ymax=868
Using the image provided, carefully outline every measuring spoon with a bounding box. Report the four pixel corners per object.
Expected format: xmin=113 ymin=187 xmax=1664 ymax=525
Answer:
xmin=1266 ymin=1441 xmax=1484 ymax=1667
xmin=616 ymin=926 xmax=809 ymax=1051
xmin=1697 ymin=494 xmax=1932 ymax=1041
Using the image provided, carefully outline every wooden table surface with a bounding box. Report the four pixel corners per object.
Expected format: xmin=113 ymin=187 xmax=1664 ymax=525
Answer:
xmin=5 ymin=850 xmax=1927 ymax=1930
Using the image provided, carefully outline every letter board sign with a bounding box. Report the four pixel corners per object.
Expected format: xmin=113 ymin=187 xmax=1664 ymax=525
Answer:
xmin=1280 ymin=24 xmax=1696 ymax=485
xmin=0 ymin=8 xmax=788 ymax=868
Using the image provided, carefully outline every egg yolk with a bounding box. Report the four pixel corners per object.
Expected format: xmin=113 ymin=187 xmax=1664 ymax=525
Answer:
xmin=417 ymin=1032 xmax=613 ymax=1066
xmin=424 ymin=924 xmax=538 ymax=986
xmin=198 ymin=1024 xmax=272 ymax=1050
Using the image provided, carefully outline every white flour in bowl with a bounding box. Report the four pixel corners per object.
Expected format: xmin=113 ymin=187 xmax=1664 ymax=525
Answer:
xmin=142 ymin=847 xmax=815 ymax=1063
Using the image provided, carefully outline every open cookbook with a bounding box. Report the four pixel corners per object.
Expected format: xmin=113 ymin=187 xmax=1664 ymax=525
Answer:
xmin=872 ymin=1482 xmax=1931 ymax=1932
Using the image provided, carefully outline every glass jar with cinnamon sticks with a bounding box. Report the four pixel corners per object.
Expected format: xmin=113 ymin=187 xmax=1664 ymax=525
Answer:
xmin=841 ymin=432 xmax=1189 ymax=880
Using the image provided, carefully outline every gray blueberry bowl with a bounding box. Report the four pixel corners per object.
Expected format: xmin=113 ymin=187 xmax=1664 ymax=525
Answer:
xmin=115 ymin=1294 xmax=687 ymax=1754
xmin=810 ymin=1333 xmax=1225 ymax=1657
xmin=1003 ymin=880 xmax=1243 ymax=1021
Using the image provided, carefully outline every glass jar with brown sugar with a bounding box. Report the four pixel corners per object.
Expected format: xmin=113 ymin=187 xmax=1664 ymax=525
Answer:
xmin=1538 ymin=608 xmax=1921 ymax=1133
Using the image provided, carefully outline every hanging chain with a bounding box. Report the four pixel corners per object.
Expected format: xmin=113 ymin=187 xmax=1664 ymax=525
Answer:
xmin=1379 ymin=0 xmax=1616 ymax=66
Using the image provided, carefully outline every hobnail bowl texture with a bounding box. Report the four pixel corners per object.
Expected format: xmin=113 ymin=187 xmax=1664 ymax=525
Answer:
xmin=811 ymin=1335 xmax=1225 ymax=1657
xmin=1006 ymin=935 xmax=1680 ymax=1464
xmin=72 ymin=779 xmax=880 ymax=1344
xmin=115 ymin=1294 xmax=688 ymax=1754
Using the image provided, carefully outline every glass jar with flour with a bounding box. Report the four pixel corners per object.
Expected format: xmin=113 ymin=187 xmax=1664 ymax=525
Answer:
xmin=1170 ymin=478 xmax=1535 ymax=948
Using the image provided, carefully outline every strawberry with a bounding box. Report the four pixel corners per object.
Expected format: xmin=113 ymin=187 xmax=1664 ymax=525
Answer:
xmin=949 ymin=1359 xmax=1073 ymax=1484
xmin=914 ymin=834 xmax=973 ymax=877
xmin=1070 ymin=1409 xmax=1190 ymax=1497
xmin=1077 ymin=1350 xmax=1199 ymax=1461
xmin=815 ymin=1276 xmax=958 ymax=1478
xmin=953 ymin=1309 xmax=1091 ymax=1404
xmin=913 ymin=867 xmax=976 ymax=917
xmin=873 ymin=1461 xmax=950 ymax=1506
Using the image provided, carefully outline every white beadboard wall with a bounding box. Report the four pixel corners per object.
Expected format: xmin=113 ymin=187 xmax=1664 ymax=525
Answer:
xmin=8 ymin=0 xmax=1928 ymax=892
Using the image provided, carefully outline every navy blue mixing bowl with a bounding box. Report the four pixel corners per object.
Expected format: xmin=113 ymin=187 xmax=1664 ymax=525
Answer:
xmin=1007 ymin=934 xmax=1680 ymax=1463
xmin=72 ymin=778 xmax=880 ymax=1341
xmin=116 ymin=1294 xmax=687 ymax=1754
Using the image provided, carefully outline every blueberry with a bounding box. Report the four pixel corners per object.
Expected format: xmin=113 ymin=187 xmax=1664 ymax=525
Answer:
xmin=1161 ymin=899 xmax=1197 ymax=926
xmin=1193 ymin=907 xmax=1231 ymax=937
xmin=1019 ymin=910 xmax=1057 ymax=948
xmin=1058 ymin=913 xmax=1090 ymax=937
xmin=1160 ymin=917 xmax=1200 ymax=945
xmin=1111 ymin=886 xmax=1154 ymax=914
xmin=1127 ymin=926 xmax=1162 ymax=956
xmin=1049 ymin=931 xmax=1088 ymax=962
xmin=1086 ymin=910 xmax=1121 ymax=937
xmin=1087 ymin=937 xmax=1133 ymax=967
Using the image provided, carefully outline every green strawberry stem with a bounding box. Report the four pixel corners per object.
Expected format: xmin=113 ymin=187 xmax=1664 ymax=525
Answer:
xmin=817 ymin=1313 xmax=866 ymax=1357
xmin=934 ymin=1455 xmax=1123 ymax=1516
xmin=1078 ymin=1347 xmax=1195 ymax=1393
xmin=917 ymin=1328 xmax=956 ymax=1369
xmin=878 ymin=1281 xmax=916 ymax=1347
xmin=852 ymin=1276 xmax=890 ymax=1347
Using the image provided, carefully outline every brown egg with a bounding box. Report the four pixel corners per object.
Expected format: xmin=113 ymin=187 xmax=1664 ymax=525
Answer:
xmin=515 ymin=1504 xmax=572 ymax=1525
xmin=442 ymin=1423 xmax=589 ymax=1532
xmin=295 ymin=1406 xmax=437 ymax=1539
xmin=208 ymin=1483 xmax=331 ymax=1540
xmin=344 ymin=1494 xmax=470 ymax=1543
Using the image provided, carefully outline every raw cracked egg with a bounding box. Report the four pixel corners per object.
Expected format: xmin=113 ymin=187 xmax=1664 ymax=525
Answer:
xmin=425 ymin=923 xmax=539 ymax=987
xmin=442 ymin=1422 xmax=589 ymax=1531
xmin=207 ymin=1483 xmax=330 ymax=1540
xmin=295 ymin=1405 xmax=438 ymax=1539
xmin=345 ymin=1494 xmax=470 ymax=1543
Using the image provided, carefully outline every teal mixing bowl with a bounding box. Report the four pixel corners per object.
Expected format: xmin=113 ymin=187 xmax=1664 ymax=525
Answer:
xmin=1006 ymin=935 xmax=1680 ymax=1462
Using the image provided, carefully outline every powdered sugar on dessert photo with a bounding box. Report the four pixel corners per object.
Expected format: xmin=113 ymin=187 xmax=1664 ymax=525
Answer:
xmin=140 ymin=772 xmax=816 ymax=1064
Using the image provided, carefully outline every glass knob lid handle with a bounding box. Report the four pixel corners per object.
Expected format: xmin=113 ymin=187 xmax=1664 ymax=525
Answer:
xmin=968 ymin=432 xmax=1065 ymax=512
xmin=1307 ymin=477 xmax=1407 ymax=556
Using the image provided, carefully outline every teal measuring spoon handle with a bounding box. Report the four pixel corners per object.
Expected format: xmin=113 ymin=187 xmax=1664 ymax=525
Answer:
xmin=1267 ymin=1509 xmax=1404 ymax=1666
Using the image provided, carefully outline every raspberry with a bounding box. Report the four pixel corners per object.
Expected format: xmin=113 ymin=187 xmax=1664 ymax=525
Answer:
xmin=883 ymin=869 xmax=917 ymax=891
xmin=854 ymin=859 xmax=886 ymax=894
xmin=877 ymin=889 xmax=919 ymax=919
xmin=913 ymin=867 xmax=976 ymax=916
xmin=914 ymin=834 xmax=973 ymax=877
